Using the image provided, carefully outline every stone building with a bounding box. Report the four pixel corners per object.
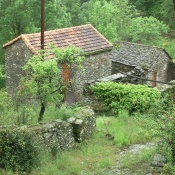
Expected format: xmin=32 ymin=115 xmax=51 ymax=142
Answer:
xmin=3 ymin=24 xmax=113 ymax=103
xmin=112 ymin=41 xmax=175 ymax=87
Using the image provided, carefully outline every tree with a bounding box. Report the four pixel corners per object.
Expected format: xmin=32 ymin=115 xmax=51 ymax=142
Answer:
xmin=130 ymin=0 xmax=175 ymax=35
xmin=127 ymin=16 xmax=169 ymax=45
xmin=79 ymin=0 xmax=138 ymax=42
xmin=20 ymin=45 xmax=84 ymax=122
xmin=62 ymin=0 xmax=82 ymax=25
xmin=79 ymin=0 xmax=169 ymax=45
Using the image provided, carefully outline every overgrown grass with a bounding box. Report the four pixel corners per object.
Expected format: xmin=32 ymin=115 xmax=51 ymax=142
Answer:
xmin=0 ymin=112 xmax=157 ymax=175
xmin=0 ymin=102 xmax=80 ymax=125
xmin=97 ymin=110 xmax=154 ymax=148
xmin=22 ymin=120 xmax=118 ymax=175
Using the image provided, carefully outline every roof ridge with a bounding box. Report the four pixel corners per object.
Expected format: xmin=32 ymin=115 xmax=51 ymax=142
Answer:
xmin=115 ymin=40 xmax=164 ymax=50
xmin=21 ymin=34 xmax=37 ymax=53
xmin=3 ymin=35 xmax=21 ymax=48
xmin=24 ymin=24 xmax=93 ymax=36
xmin=115 ymin=40 xmax=172 ymax=59
xmin=90 ymin=24 xmax=113 ymax=47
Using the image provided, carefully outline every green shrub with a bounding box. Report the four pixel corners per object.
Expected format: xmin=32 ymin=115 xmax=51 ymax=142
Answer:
xmin=0 ymin=64 xmax=5 ymax=89
xmin=90 ymin=82 xmax=161 ymax=114
xmin=0 ymin=128 xmax=40 ymax=174
xmin=0 ymin=89 xmax=11 ymax=113
xmin=44 ymin=103 xmax=81 ymax=122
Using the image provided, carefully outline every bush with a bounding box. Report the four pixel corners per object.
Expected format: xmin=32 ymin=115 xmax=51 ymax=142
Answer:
xmin=0 ymin=128 xmax=40 ymax=174
xmin=90 ymin=82 xmax=161 ymax=114
xmin=0 ymin=64 xmax=5 ymax=89
xmin=0 ymin=89 xmax=11 ymax=113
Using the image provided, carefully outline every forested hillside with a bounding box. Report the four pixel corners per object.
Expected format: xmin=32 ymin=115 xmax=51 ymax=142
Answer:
xmin=0 ymin=0 xmax=175 ymax=64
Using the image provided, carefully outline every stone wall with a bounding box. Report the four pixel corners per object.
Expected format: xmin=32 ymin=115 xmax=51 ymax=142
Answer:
xmin=71 ymin=51 xmax=112 ymax=103
xmin=112 ymin=61 xmax=135 ymax=74
xmin=68 ymin=106 xmax=96 ymax=142
xmin=5 ymin=39 xmax=33 ymax=95
xmin=0 ymin=107 xmax=96 ymax=151
xmin=87 ymin=66 xmax=147 ymax=86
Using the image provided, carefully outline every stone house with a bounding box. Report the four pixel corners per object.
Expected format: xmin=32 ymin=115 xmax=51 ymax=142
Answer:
xmin=3 ymin=24 xmax=113 ymax=103
xmin=112 ymin=41 xmax=175 ymax=87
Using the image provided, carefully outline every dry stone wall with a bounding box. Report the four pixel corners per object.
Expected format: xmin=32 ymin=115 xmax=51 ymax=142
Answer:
xmin=0 ymin=107 xmax=96 ymax=151
xmin=87 ymin=67 xmax=147 ymax=85
xmin=68 ymin=106 xmax=96 ymax=142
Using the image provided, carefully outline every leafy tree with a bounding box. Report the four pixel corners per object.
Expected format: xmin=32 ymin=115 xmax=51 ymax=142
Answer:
xmin=130 ymin=0 xmax=175 ymax=35
xmin=79 ymin=0 xmax=168 ymax=45
xmin=27 ymin=0 xmax=71 ymax=31
xmin=21 ymin=45 xmax=84 ymax=122
xmin=79 ymin=0 xmax=138 ymax=42
xmin=127 ymin=16 xmax=169 ymax=45
xmin=129 ymin=0 xmax=157 ymax=16
xmin=62 ymin=0 xmax=82 ymax=25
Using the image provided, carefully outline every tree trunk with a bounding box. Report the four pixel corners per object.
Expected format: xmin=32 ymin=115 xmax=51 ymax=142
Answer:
xmin=38 ymin=102 xmax=45 ymax=122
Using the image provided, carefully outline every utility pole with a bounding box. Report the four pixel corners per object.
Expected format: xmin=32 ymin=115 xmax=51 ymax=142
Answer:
xmin=41 ymin=0 xmax=44 ymax=51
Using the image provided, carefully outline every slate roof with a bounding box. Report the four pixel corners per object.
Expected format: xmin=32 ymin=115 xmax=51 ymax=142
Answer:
xmin=3 ymin=24 xmax=113 ymax=54
xmin=112 ymin=41 xmax=171 ymax=68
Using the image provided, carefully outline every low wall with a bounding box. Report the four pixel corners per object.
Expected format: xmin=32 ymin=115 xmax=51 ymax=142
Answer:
xmin=0 ymin=107 xmax=96 ymax=152
xmin=68 ymin=106 xmax=96 ymax=142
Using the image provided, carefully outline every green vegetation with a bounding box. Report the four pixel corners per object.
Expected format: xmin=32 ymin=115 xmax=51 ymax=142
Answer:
xmin=90 ymin=82 xmax=161 ymax=114
xmin=0 ymin=129 xmax=40 ymax=174
xmin=19 ymin=45 xmax=84 ymax=122
xmin=0 ymin=113 xmax=157 ymax=174
xmin=1 ymin=76 xmax=175 ymax=174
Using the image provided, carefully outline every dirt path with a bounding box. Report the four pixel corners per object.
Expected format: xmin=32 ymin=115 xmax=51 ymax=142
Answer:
xmin=102 ymin=142 xmax=155 ymax=175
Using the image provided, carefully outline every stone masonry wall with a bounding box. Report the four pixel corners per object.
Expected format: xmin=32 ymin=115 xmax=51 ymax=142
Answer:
xmin=0 ymin=107 xmax=96 ymax=151
xmin=71 ymin=51 xmax=112 ymax=103
xmin=5 ymin=39 xmax=33 ymax=95
xmin=112 ymin=61 xmax=135 ymax=74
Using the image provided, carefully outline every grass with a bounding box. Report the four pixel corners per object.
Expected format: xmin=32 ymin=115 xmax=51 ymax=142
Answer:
xmin=0 ymin=106 xmax=158 ymax=175
xmin=97 ymin=110 xmax=154 ymax=147
xmin=31 ymin=114 xmax=156 ymax=175
xmin=31 ymin=125 xmax=118 ymax=175
xmin=0 ymin=103 xmax=79 ymax=125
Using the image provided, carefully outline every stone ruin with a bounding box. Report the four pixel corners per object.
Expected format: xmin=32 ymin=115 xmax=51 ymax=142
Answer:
xmin=86 ymin=66 xmax=147 ymax=86
xmin=0 ymin=106 xmax=96 ymax=152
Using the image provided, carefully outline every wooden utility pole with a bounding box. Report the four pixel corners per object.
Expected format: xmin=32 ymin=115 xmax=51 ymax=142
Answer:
xmin=41 ymin=0 xmax=44 ymax=50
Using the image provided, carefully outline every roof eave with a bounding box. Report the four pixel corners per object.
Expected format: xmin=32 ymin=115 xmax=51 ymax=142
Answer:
xmin=84 ymin=47 xmax=113 ymax=56
xmin=3 ymin=34 xmax=37 ymax=54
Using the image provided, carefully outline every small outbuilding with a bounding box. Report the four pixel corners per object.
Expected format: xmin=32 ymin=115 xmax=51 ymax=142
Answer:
xmin=112 ymin=41 xmax=175 ymax=87
xmin=3 ymin=24 xmax=113 ymax=103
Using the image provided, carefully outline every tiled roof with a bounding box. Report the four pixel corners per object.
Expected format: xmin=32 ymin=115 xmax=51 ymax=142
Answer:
xmin=112 ymin=41 xmax=171 ymax=68
xmin=3 ymin=24 xmax=113 ymax=54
